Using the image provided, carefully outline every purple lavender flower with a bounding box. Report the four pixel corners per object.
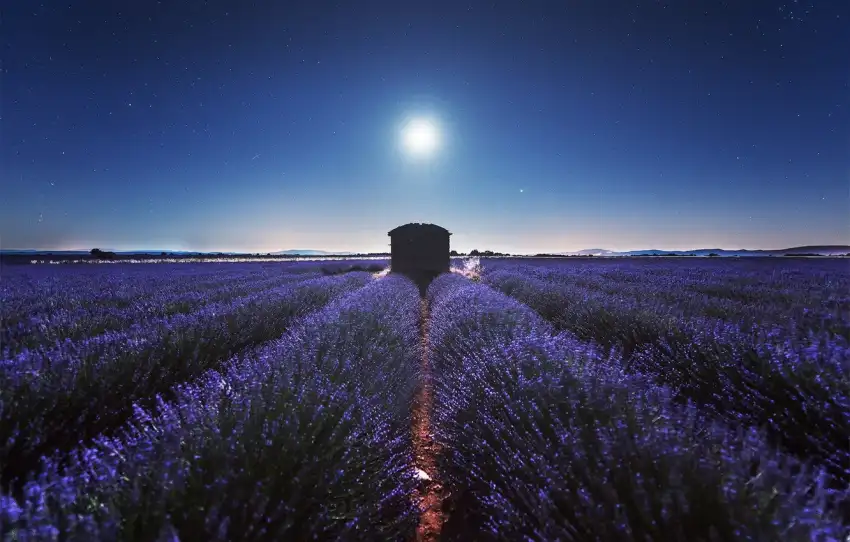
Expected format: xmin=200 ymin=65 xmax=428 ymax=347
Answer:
xmin=1 ymin=272 xmax=420 ymax=540
xmin=483 ymin=260 xmax=850 ymax=481
xmin=0 ymin=271 xmax=372 ymax=487
xmin=427 ymin=274 xmax=849 ymax=540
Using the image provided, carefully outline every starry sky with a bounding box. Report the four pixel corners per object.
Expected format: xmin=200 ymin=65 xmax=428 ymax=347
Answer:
xmin=3 ymin=1 xmax=848 ymax=254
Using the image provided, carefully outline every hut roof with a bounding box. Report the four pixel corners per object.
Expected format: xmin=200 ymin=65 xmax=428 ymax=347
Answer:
xmin=388 ymin=223 xmax=451 ymax=237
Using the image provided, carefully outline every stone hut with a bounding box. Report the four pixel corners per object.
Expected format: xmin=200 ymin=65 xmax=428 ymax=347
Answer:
xmin=388 ymin=223 xmax=451 ymax=293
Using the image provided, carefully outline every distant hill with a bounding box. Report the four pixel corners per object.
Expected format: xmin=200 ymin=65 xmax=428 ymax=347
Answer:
xmin=571 ymin=249 xmax=617 ymax=256
xmin=272 ymin=249 xmax=355 ymax=256
xmin=559 ymin=245 xmax=850 ymax=257
xmin=770 ymin=245 xmax=850 ymax=256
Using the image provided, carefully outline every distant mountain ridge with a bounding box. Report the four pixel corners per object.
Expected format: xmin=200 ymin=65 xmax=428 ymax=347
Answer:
xmin=272 ymin=250 xmax=355 ymax=256
xmin=558 ymin=245 xmax=850 ymax=257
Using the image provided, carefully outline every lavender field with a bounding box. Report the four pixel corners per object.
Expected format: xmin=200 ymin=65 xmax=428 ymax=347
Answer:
xmin=1 ymin=258 xmax=848 ymax=541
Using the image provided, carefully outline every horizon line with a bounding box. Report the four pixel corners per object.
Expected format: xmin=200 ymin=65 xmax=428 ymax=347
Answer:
xmin=3 ymin=242 xmax=849 ymax=255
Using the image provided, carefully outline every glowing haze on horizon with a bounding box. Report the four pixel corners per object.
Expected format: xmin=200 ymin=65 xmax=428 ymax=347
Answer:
xmin=3 ymin=1 xmax=848 ymax=254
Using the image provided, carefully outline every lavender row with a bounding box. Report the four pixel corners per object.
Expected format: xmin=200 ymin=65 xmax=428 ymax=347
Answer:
xmin=0 ymin=272 xmax=371 ymax=488
xmin=0 ymin=262 xmax=332 ymax=331
xmin=1 ymin=265 xmax=300 ymax=350
xmin=0 ymin=273 xmax=421 ymax=541
xmin=484 ymin=267 xmax=850 ymax=481
xmin=2 ymin=264 xmax=289 ymax=319
xmin=426 ymin=274 xmax=848 ymax=540
xmin=483 ymin=256 xmax=850 ymax=292
xmin=483 ymin=259 xmax=849 ymax=335
xmin=2 ymin=272 xmax=322 ymax=356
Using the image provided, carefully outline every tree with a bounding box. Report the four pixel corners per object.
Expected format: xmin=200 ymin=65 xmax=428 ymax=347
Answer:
xmin=90 ymin=248 xmax=116 ymax=260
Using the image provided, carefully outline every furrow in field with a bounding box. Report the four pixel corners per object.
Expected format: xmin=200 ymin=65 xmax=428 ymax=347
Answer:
xmin=412 ymin=297 xmax=445 ymax=542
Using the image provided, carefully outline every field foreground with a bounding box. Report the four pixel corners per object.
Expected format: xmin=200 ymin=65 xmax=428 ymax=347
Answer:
xmin=0 ymin=258 xmax=848 ymax=540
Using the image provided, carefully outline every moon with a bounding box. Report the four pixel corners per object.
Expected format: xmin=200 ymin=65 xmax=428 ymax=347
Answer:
xmin=401 ymin=118 xmax=440 ymax=158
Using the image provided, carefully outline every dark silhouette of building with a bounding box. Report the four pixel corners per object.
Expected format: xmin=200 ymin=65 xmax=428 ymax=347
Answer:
xmin=388 ymin=223 xmax=451 ymax=293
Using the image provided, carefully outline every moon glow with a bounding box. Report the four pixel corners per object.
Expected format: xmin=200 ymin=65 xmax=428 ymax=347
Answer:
xmin=401 ymin=118 xmax=440 ymax=158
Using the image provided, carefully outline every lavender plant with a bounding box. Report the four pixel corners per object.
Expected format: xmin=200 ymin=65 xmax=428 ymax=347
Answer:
xmin=427 ymin=275 xmax=849 ymax=540
xmin=483 ymin=258 xmax=850 ymax=336
xmin=484 ymin=264 xmax=850 ymax=481
xmin=0 ymin=272 xmax=371 ymax=488
xmin=1 ymin=262 xmax=341 ymax=354
xmin=0 ymin=273 xmax=420 ymax=541
xmin=2 ymin=271 xmax=320 ymax=355
xmin=1 ymin=262 xmax=323 ymax=327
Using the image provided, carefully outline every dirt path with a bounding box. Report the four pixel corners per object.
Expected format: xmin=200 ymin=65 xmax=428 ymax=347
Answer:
xmin=412 ymin=298 xmax=446 ymax=541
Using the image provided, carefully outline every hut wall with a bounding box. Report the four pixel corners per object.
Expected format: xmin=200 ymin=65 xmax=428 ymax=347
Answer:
xmin=390 ymin=232 xmax=449 ymax=274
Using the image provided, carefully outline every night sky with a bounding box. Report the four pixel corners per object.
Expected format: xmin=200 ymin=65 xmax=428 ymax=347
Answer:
xmin=3 ymin=1 xmax=848 ymax=253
